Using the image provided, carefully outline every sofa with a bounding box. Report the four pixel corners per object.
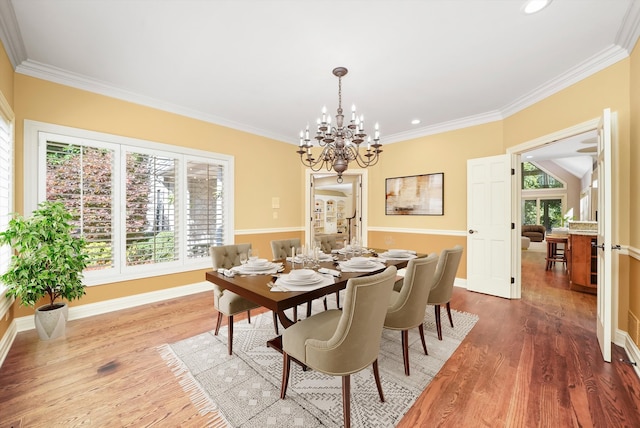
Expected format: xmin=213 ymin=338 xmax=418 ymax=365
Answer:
xmin=522 ymin=225 xmax=546 ymax=242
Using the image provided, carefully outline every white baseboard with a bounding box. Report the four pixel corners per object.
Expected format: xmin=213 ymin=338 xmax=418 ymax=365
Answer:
xmin=618 ymin=329 xmax=640 ymax=380
xmin=13 ymin=281 xmax=214 ymax=333
xmin=0 ymin=320 xmax=17 ymax=368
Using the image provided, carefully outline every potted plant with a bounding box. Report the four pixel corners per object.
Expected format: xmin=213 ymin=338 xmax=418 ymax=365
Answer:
xmin=0 ymin=201 xmax=88 ymax=340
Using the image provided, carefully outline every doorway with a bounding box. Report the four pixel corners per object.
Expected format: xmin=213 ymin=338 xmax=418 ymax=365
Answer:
xmin=305 ymin=169 xmax=368 ymax=247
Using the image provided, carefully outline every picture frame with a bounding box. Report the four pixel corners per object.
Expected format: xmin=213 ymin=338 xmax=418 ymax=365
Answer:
xmin=385 ymin=172 xmax=444 ymax=215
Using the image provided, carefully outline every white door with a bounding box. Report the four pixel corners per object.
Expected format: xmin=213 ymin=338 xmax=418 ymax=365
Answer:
xmin=596 ymin=108 xmax=613 ymax=362
xmin=467 ymin=154 xmax=513 ymax=298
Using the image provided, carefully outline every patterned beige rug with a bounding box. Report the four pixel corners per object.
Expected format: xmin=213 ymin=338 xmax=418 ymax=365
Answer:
xmin=159 ymin=295 xmax=478 ymax=427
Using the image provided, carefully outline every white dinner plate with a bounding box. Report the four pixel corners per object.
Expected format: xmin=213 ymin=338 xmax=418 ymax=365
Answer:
xmin=241 ymin=262 xmax=276 ymax=271
xmin=380 ymin=251 xmax=413 ymax=259
xmin=279 ymin=274 xmax=324 ymax=286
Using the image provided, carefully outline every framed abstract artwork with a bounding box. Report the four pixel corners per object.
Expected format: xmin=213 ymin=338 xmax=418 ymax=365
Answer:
xmin=385 ymin=172 xmax=444 ymax=215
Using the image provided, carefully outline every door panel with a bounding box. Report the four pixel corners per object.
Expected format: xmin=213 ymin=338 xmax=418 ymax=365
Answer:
xmin=596 ymin=108 xmax=613 ymax=363
xmin=467 ymin=154 xmax=512 ymax=298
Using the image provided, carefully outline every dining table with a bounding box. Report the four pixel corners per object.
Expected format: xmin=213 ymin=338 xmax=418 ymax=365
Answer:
xmin=205 ymin=248 xmax=425 ymax=354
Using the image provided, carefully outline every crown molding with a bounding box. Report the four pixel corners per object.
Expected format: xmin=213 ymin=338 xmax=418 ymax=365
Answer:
xmin=501 ymin=44 xmax=629 ymax=118
xmin=383 ymin=110 xmax=504 ymax=144
xmin=15 ymin=59 xmax=291 ymax=144
xmin=617 ymin=0 xmax=640 ymax=53
xmin=0 ymin=0 xmax=27 ymax=68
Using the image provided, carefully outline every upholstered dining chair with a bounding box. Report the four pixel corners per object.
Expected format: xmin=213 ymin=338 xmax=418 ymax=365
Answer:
xmin=280 ymin=266 xmax=397 ymax=428
xmin=210 ymin=243 xmax=272 ymax=355
xmin=428 ymin=245 xmax=464 ymax=340
xmin=384 ymin=253 xmax=439 ymax=376
xmin=270 ymin=238 xmax=301 ymax=261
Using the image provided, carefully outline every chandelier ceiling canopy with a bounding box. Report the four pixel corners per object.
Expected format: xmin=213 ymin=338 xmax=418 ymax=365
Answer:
xmin=297 ymin=67 xmax=382 ymax=183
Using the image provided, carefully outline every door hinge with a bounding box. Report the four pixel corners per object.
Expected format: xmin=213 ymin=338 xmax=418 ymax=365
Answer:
xmin=511 ymin=277 xmax=515 ymax=284
xmin=511 ymin=168 xmax=515 ymax=175
xmin=511 ymin=222 xmax=515 ymax=230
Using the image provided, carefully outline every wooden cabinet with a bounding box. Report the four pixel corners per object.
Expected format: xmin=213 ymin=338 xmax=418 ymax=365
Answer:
xmin=568 ymin=233 xmax=597 ymax=294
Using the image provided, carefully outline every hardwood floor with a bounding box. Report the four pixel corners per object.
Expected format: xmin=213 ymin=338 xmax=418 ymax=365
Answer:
xmin=1 ymin=250 xmax=639 ymax=427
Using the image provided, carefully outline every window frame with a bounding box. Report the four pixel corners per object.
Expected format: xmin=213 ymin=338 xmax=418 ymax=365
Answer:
xmin=24 ymin=120 xmax=234 ymax=286
xmin=0 ymin=92 xmax=15 ymax=315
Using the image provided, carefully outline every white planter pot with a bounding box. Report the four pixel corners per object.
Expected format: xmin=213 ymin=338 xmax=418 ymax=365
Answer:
xmin=34 ymin=303 xmax=69 ymax=340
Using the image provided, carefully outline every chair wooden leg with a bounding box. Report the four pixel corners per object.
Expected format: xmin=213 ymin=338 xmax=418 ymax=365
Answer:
xmin=307 ymin=301 xmax=312 ymax=317
xmin=434 ymin=305 xmax=443 ymax=340
xmin=323 ymin=297 xmax=328 ymax=311
xmin=446 ymin=302 xmax=454 ymax=328
xmin=372 ymin=359 xmax=385 ymax=402
xmin=214 ymin=312 xmax=223 ymax=335
xmin=293 ymin=306 xmax=298 ymax=322
xmin=227 ymin=315 xmax=234 ymax=355
xmin=401 ymin=330 xmax=410 ymax=376
xmin=247 ymin=310 xmax=251 ymax=324
xmin=335 ymin=291 xmax=341 ymax=309
xmin=342 ymin=374 xmax=351 ymax=428
xmin=281 ymin=352 xmax=291 ymax=399
xmin=272 ymin=311 xmax=279 ymax=335
xmin=418 ymin=324 xmax=429 ymax=355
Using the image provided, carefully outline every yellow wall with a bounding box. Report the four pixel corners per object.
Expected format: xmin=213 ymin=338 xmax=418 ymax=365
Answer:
xmin=0 ymin=43 xmax=13 ymax=106
xmin=1 ymin=34 xmax=639 ymax=348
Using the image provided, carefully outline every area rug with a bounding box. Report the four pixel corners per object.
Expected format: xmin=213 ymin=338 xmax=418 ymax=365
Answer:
xmin=158 ymin=295 xmax=478 ymax=427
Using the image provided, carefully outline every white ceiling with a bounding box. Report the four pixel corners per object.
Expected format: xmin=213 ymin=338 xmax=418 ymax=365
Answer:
xmin=1 ymin=0 xmax=638 ymax=153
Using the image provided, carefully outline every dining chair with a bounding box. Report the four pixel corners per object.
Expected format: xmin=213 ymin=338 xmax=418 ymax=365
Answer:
xmin=210 ymin=243 xmax=275 ymax=355
xmin=428 ymin=245 xmax=464 ymax=340
xmin=384 ymin=253 xmax=439 ymax=375
xmin=270 ymin=238 xmax=301 ymax=260
xmin=280 ymin=266 xmax=397 ymax=428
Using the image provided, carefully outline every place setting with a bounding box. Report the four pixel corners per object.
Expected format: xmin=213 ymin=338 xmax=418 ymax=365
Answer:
xmin=338 ymin=256 xmax=386 ymax=272
xmin=270 ymin=268 xmax=335 ymax=292
xmin=231 ymin=251 xmax=283 ymax=276
xmin=375 ymin=248 xmax=418 ymax=262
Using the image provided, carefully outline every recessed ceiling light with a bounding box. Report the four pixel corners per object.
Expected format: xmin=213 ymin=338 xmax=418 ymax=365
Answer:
xmin=522 ymin=0 xmax=552 ymax=14
xmin=411 ymin=119 xmax=421 ymax=125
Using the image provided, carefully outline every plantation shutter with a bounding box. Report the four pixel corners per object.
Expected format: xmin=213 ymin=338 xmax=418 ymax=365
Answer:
xmin=0 ymin=112 xmax=13 ymax=278
xmin=186 ymin=160 xmax=225 ymax=259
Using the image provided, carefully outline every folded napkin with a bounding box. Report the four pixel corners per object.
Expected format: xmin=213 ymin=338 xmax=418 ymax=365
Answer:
xmin=217 ymin=268 xmax=236 ymax=277
xmin=318 ymin=267 xmax=341 ymax=277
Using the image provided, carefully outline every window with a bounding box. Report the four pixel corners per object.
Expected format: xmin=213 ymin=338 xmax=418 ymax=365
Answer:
xmin=522 ymin=162 xmax=564 ymax=189
xmin=0 ymin=95 xmax=14 ymax=300
xmin=25 ymin=121 xmax=234 ymax=285
xmin=522 ymin=198 xmax=564 ymax=231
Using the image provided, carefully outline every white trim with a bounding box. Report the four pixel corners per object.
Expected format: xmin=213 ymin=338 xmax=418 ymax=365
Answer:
xmin=235 ymin=226 xmax=304 ymax=235
xmin=367 ymin=226 xmax=467 ymax=237
xmin=629 ymin=246 xmax=640 ymax=261
xmin=0 ymin=0 xmax=27 ymax=68
xmin=0 ymin=319 xmax=17 ymax=368
xmin=617 ymin=329 xmax=640 ymax=380
xmin=14 ymin=281 xmax=214 ymax=332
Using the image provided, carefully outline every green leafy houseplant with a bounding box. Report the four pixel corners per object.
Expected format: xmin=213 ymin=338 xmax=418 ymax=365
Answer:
xmin=0 ymin=201 xmax=88 ymax=310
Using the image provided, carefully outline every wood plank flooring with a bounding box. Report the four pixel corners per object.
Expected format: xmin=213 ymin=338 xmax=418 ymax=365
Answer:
xmin=1 ymin=250 xmax=639 ymax=427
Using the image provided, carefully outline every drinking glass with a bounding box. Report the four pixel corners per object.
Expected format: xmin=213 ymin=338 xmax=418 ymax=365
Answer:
xmin=248 ymin=248 xmax=259 ymax=262
xmin=239 ymin=252 xmax=248 ymax=265
xmin=295 ymin=246 xmax=304 ymax=269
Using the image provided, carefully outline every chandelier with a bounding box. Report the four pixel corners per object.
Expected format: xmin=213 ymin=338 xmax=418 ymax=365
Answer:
xmin=297 ymin=67 xmax=382 ymax=183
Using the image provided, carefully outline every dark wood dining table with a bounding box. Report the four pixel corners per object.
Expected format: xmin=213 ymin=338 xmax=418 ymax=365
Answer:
xmin=204 ymin=250 xmax=423 ymax=330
